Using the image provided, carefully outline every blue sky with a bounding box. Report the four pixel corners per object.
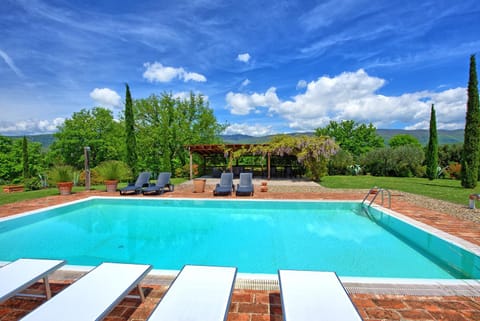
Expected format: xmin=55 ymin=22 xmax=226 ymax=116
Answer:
xmin=1 ymin=0 xmax=479 ymax=136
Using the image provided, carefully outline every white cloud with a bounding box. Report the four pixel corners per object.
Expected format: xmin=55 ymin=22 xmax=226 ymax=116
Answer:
xmin=143 ymin=62 xmax=206 ymax=83
xmin=224 ymin=69 xmax=468 ymax=131
xmin=224 ymin=123 xmax=273 ymax=137
xmin=173 ymin=91 xmax=209 ymax=101
xmin=183 ymin=71 xmax=207 ymax=82
xmin=173 ymin=92 xmax=189 ymax=100
xmin=225 ymin=92 xmax=256 ymax=115
xmin=225 ymin=87 xmax=280 ymax=115
xmin=89 ymin=88 xmax=122 ymax=108
xmin=241 ymin=79 xmax=251 ymax=87
xmin=236 ymin=53 xmax=251 ymax=63
xmin=0 ymin=49 xmax=24 ymax=78
xmin=405 ymin=88 xmax=466 ymax=130
xmin=296 ymin=80 xmax=307 ymax=89
xmin=0 ymin=118 xmax=65 ymax=135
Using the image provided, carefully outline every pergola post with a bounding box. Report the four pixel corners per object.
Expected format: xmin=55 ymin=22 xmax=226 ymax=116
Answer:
xmin=203 ymin=155 xmax=206 ymax=175
xmin=189 ymin=147 xmax=193 ymax=180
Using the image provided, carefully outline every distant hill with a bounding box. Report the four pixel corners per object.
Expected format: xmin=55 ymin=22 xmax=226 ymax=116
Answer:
xmin=9 ymin=134 xmax=55 ymax=150
xmin=221 ymin=134 xmax=271 ymax=144
xmin=222 ymin=129 xmax=464 ymax=146
xmin=222 ymin=132 xmax=313 ymax=144
xmin=376 ymin=129 xmax=464 ymax=145
xmin=4 ymin=129 xmax=464 ymax=150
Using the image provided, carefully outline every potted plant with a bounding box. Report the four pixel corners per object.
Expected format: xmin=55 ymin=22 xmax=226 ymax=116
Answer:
xmin=95 ymin=160 xmax=131 ymax=193
xmin=50 ymin=165 xmax=74 ymax=195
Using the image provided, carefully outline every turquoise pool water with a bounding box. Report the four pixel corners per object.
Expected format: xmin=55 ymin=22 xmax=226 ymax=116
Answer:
xmin=0 ymin=198 xmax=479 ymax=278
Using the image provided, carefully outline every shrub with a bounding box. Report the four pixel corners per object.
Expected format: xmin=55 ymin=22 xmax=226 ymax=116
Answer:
xmin=24 ymin=177 xmax=43 ymax=191
xmin=361 ymin=145 xmax=424 ymax=177
xmin=175 ymin=163 xmax=198 ymax=178
xmin=95 ymin=160 xmax=131 ymax=181
xmin=445 ymin=162 xmax=462 ymax=179
xmin=438 ymin=144 xmax=462 ymax=167
xmin=360 ymin=147 xmax=392 ymax=176
xmin=415 ymin=165 xmax=427 ymax=178
xmin=78 ymin=169 xmax=103 ymax=186
xmin=390 ymin=145 xmax=425 ymax=177
xmin=328 ymin=149 xmax=353 ymax=175
xmin=49 ymin=165 xmax=74 ymax=184
xmin=347 ymin=164 xmax=362 ymax=176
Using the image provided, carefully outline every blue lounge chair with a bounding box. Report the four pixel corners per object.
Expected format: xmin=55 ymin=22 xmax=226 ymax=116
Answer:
xmin=279 ymin=270 xmax=363 ymax=321
xmin=119 ymin=172 xmax=151 ymax=195
xmin=236 ymin=172 xmax=254 ymax=196
xmin=213 ymin=172 xmax=234 ymax=196
xmin=146 ymin=265 xmax=237 ymax=321
xmin=143 ymin=172 xmax=173 ymax=195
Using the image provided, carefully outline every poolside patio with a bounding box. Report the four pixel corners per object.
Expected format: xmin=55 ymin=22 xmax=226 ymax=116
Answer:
xmin=1 ymin=178 xmax=480 ymax=320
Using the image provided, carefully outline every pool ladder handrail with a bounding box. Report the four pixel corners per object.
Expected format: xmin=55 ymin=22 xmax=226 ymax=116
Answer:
xmin=362 ymin=187 xmax=391 ymax=208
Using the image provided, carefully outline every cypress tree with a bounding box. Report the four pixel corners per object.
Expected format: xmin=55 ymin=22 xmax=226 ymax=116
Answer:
xmin=125 ymin=83 xmax=138 ymax=178
xmin=22 ymin=136 xmax=29 ymax=179
xmin=426 ymin=104 xmax=438 ymax=180
xmin=461 ymin=54 xmax=480 ymax=188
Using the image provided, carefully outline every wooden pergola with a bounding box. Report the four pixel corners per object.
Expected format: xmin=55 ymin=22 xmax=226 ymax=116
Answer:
xmin=187 ymin=144 xmax=273 ymax=180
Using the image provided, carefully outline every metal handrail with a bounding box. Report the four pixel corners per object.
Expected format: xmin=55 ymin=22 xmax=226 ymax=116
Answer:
xmin=362 ymin=187 xmax=391 ymax=208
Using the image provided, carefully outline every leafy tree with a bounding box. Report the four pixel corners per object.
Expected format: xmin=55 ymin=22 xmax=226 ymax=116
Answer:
xmin=425 ymin=104 xmax=439 ymax=180
xmin=17 ymin=139 xmax=45 ymax=180
xmin=0 ymin=136 xmax=15 ymax=182
xmin=315 ymin=120 xmax=384 ymax=157
xmin=361 ymin=147 xmax=391 ymax=176
xmin=0 ymin=135 xmax=44 ymax=183
xmin=135 ymin=92 xmax=226 ymax=175
xmin=174 ymin=93 xmax=225 ymax=169
xmin=50 ymin=107 xmax=124 ymax=168
xmin=134 ymin=94 xmax=163 ymax=174
xmin=391 ymin=145 xmax=425 ymax=177
xmin=461 ymin=54 xmax=480 ymax=188
xmin=22 ymin=136 xmax=29 ymax=179
xmin=438 ymin=144 xmax=462 ymax=167
xmin=389 ymin=134 xmax=422 ymax=149
xmin=125 ymin=83 xmax=138 ymax=178
xmin=328 ymin=149 xmax=354 ymax=175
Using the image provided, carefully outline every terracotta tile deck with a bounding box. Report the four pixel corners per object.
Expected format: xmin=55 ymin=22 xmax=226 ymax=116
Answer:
xmin=1 ymin=182 xmax=480 ymax=320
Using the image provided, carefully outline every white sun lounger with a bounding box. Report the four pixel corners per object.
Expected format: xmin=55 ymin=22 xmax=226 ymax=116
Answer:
xmin=278 ymin=270 xmax=363 ymax=321
xmin=20 ymin=262 xmax=152 ymax=321
xmin=147 ymin=265 xmax=237 ymax=321
xmin=0 ymin=258 xmax=66 ymax=303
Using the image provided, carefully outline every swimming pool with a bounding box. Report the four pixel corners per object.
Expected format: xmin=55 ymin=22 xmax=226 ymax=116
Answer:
xmin=1 ymin=197 xmax=479 ymax=279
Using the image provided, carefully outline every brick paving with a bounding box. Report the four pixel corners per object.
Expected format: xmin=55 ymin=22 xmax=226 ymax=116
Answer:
xmin=1 ymin=181 xmax=480 ymax=320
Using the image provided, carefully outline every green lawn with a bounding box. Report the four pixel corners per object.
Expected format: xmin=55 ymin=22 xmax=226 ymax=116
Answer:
xmin=0 ymin=178 xmax=187 ymax=206
xmin=320 ymin=176 xmax=480 ymax=205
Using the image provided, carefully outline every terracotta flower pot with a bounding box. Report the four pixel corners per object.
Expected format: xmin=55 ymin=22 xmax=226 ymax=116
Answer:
xmin=105 ymin=180 xmax=119 ymax=193
xmin=193 ymin=178 xmax=206 ymax=193
xmin=57 ymin=182 xmax=73 ymax=195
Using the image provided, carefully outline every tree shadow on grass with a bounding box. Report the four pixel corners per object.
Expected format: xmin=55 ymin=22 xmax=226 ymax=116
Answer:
xmin=417 ymin=181 xmax=467 ymax=190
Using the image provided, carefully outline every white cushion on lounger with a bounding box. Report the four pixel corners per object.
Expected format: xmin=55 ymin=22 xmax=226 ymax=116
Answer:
xmin=147 ymin=265 xmax=237 ymax=321
xmin=21 ymin=262 xmax=152 ymax=321
xmin=279 ymin=270 xmax=363 ymax=321
xmin=0 ymin=258 xmax=65 ymax=303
